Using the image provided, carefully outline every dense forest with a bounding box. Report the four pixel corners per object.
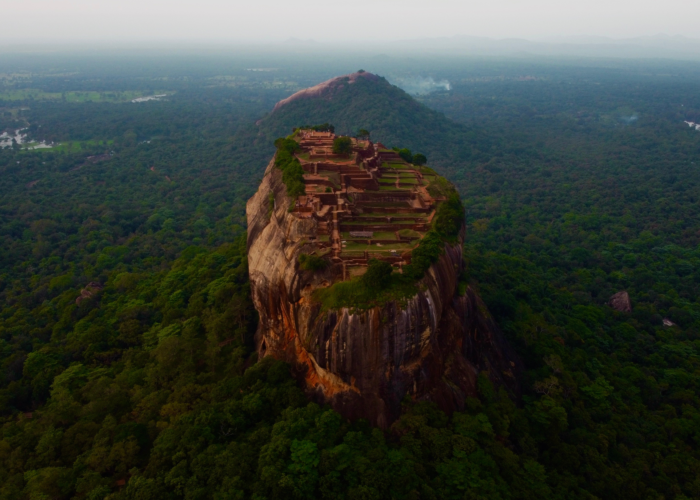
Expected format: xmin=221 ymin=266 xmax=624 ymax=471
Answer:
xmin=1 ymin=53 xmax=700 ymax=499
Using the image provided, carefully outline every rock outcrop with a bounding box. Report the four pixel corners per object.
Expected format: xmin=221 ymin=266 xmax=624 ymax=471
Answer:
xmin=271 ymin=71 xmax=380 ymax=113
xmin=76 ymin=281 xmax=104 ymax=306
xmin=608 ymin=291 xmax=632 ymax=313
xmin=247 ymin=158 xmax=522 ymax=428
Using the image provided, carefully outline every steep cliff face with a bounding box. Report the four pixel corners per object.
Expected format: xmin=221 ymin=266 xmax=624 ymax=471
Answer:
xmin=247 ymin=159 xmax=522 ymax=428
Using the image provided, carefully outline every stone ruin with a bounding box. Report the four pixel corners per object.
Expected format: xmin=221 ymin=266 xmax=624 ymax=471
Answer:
xmin=289 ymin=129 xmax=445 ymax=280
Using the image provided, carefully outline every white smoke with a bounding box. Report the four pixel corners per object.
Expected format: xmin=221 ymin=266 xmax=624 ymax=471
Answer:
xmin=389 ymin=76 xmax=451 ymax=95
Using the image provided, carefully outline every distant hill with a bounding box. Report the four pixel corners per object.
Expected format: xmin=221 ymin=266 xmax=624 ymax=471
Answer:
xmin=247 ymin=71 xmax=498 ymax=181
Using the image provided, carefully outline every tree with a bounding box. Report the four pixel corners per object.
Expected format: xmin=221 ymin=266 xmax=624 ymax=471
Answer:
xmin=332 ymin=136 xmax=352 ymax=155
xmin=358 ymin=129 xmax=370 ymax=141
xmin=413 ymin=153 xmax=427 ymax=167
xmin=396 ymin=148 xmax=413 ymax=163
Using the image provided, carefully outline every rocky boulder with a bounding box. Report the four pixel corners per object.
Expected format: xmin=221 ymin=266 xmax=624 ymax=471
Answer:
xmin=608 ymin=291 xmax=632 ymax=313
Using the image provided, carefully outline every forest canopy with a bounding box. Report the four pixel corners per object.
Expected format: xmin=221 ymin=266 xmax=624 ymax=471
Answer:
xmin=0 ymin=55 xmax=700 ymax=499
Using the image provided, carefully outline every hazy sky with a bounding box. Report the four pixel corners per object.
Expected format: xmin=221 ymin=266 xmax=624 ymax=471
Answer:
xmin=1 ymin=0 xmax=698 ymax=43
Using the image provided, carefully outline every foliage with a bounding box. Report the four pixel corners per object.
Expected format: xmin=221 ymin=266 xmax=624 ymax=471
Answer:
xmin=274 ymin=137 xmax=305 ymax=199
xmin=331 ymin=136 xmax=352 ymax=155
xmin=434 ymin=192 xmax=464 ymax=241
xmin=413 ymin=153 xmax=427 ymax=166
xmin=393 ymin=147 xmax=414 ymax=163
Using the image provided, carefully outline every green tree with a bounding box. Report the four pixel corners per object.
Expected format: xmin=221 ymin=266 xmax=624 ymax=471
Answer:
xmin=396 ymin=148 xmax=413 ymax=163
xmin=332 ymin=136 xmax=352 ymax=155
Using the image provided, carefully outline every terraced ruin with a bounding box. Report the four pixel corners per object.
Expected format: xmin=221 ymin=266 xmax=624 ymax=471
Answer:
xmin=289 ymin=129 xmax=445 ymax=280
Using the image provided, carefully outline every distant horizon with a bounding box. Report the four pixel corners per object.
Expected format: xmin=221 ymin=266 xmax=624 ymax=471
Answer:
xmin=2 ymin=34 xmax=700 ymax=62
xmin=1 ymin=0 xmax=697 ymax=45
xmin=1 ymin=33 xmax=700 ymax=46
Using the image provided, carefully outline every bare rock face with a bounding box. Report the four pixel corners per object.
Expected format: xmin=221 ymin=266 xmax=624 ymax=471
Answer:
xmin=271 ymin=71 xmax=380 ymax=113
xmin=247 ymin=159 xmax=522 ymax=428
xmin=608 ymin=291 xmax=632 ymax=313
xmin=76 ymin=282 xmax=104 ymax=306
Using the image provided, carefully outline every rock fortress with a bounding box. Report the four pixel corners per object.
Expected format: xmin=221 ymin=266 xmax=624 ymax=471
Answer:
xmin=246 ymin=73 xmax=521 ymax=428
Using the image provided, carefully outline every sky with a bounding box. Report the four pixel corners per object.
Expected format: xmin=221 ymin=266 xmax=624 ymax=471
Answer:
xmin=1 ymin=0 xmax=698 ymax=43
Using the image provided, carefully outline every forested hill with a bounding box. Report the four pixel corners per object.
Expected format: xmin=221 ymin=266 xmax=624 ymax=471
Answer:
xmin=253 ymin=71 xmax=498 ymax=178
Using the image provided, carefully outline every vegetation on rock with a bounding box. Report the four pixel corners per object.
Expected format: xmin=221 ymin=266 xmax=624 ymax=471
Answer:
xmin=273 ymin=137 xmax=305 ymax=199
